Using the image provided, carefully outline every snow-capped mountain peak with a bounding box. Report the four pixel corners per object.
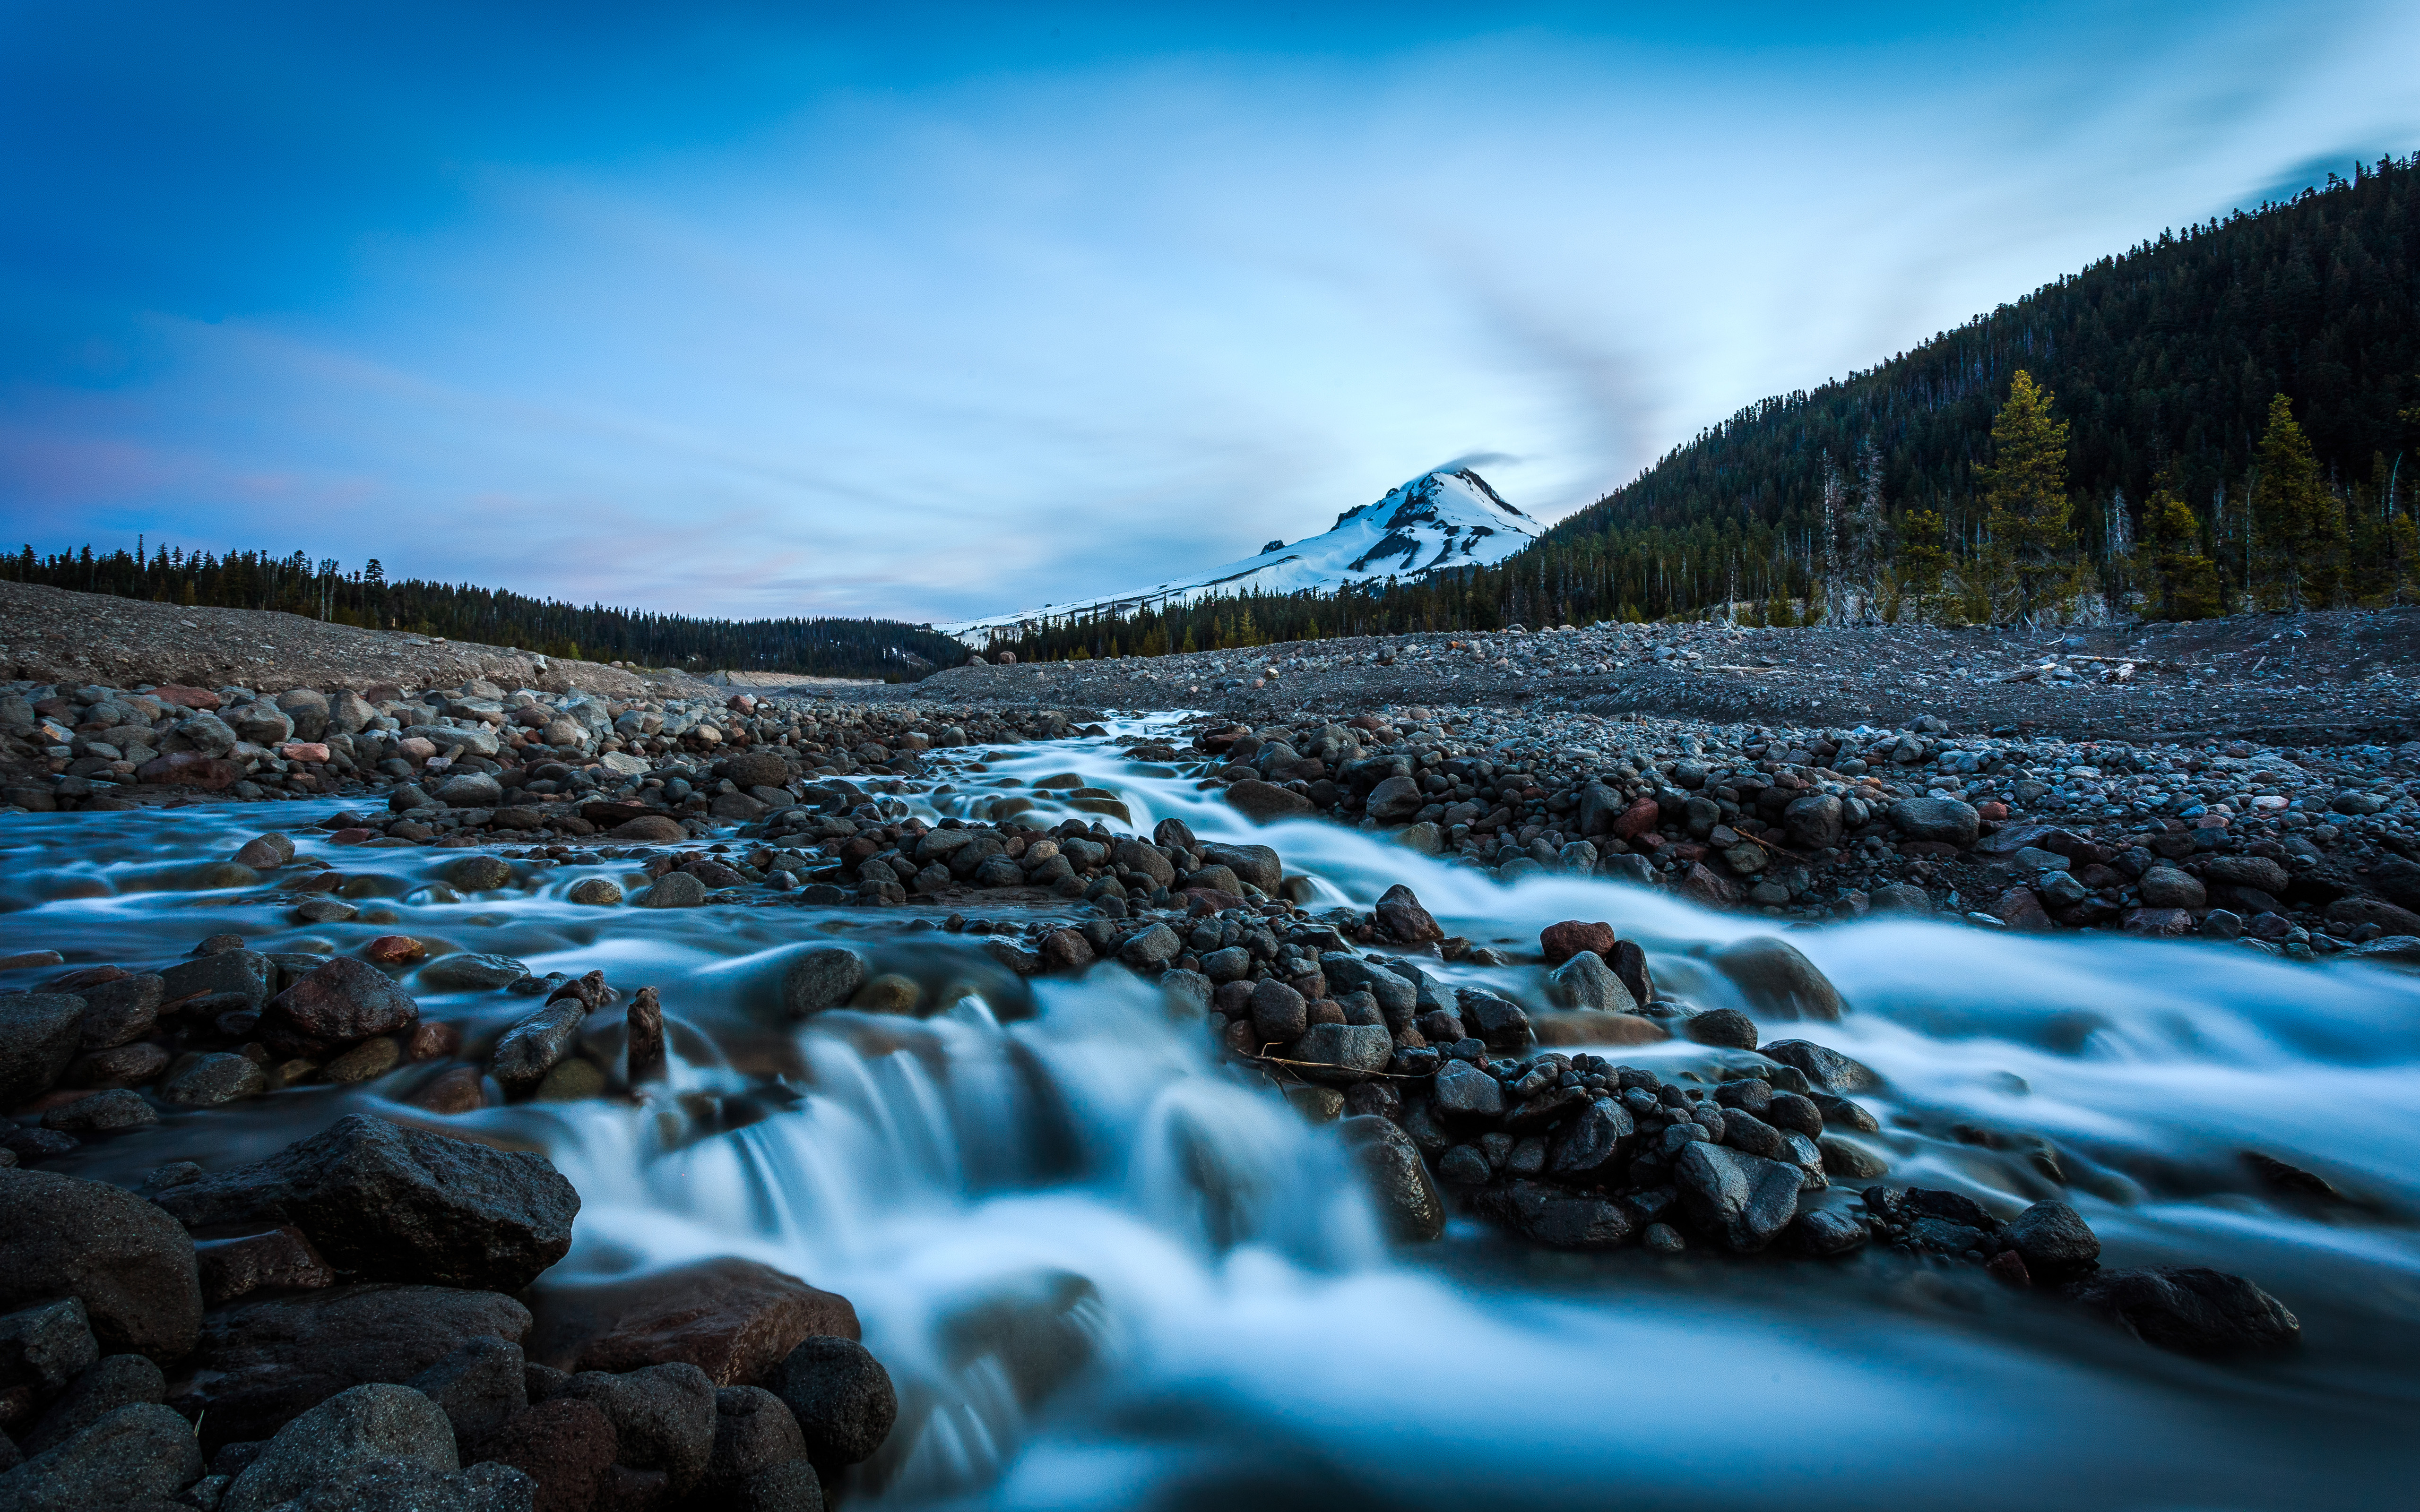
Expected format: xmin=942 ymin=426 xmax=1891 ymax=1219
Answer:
xmin=936 ymin=467 xmax=1540 ymax=642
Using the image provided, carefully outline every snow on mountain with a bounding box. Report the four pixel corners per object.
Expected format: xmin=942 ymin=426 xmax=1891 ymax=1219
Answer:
xmin=937 ymin=467 xmax=1540 ymax=643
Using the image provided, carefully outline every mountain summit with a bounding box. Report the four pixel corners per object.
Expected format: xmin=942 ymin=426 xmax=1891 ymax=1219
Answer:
xmin=938 ymin=466 xmax=1540 ymax=642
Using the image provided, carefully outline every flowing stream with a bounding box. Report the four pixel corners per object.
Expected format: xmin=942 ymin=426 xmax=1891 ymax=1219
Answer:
xmin=6 ymin=717 xmax=2418 ymax=1509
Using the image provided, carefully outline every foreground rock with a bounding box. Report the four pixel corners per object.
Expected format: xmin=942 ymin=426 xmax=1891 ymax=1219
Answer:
xmin=0 ymin=1168 xmax=201 ymax=1361
xmin=155 ymin=1116 xmax=579 ymax=1292
xmin=526 ymin=1258 xmax=859 ymax=1386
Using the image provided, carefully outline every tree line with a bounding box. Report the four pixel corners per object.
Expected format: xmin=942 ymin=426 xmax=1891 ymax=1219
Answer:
xmin=1 ymin=544 xmax=965 ymax=680
xmin=986 ymin=152 xmax=2420 ymax=659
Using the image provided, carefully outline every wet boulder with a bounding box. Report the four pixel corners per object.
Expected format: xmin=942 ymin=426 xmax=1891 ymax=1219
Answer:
xmin=0 ymin=1297 xmax=98 ymax=1406
xmin=153 ymin=1115 xmax=578 ymax=1292
xmin=769 ymin=1336 xmax=896 ymax=1469
xmin=1374 ymin=884 xmax=1443 ymax=943
xmin=0 ymin=1169 xmax=201 ymax=1362
xmin=488 ymin=1001 xmax=586 ymax=1092
xmin=1709 ymin=936 xmax=1842 ymax=1021
xmin=1888 ymin=796 xmax=1979 ymax=847
xmin=168 ymin=1284 xmax=531 ymax=1451
xmin=1788 ymin=1208 xmax=1869 ymax=1257
xmin=1200 ymin=843 xmax=1281 ymax=893
xmin=524 ymin=1258 xmax=858 ymax=1388
xmin=1224 ymin=779 xmax=1312 ymax=824
xmin=1761 ymin=1039 xmax=1883 ymax=1094
xmin=1547 ymin=951 xmax=1636 ymax=1013
xmin=1683 ymin=1007 xmax=1759 ymax=1050
xmin=1455 ymin=991 xmax=1532 ymax=1053
xmin=1475 ymin=1180 xmax=1635 ymax=1250
xmin=778 ymin=947 xmax=866 ymax=1019
xmin=2066 ymin=1266 xmax=2299 ymax=1354
xmin=0 ymin=995 xmax=86 ymax=1106
xmin=1782 ymin=793 xmax=1843 ymax=850
xmin=1674 ymin=1142 xmax=1803 ymax=1252
xmin=160 ymin=950 xmax=277 ymax=1014
xmin=2006 ymin=1199 xmax=2100 ymax=1280
xmin=1538 ymin=920 xmax=1616 ymax=964
xmin=1338 ymin=1116 xmax=1443 ymax=1242
xmin=1545 ymin=1096 xmax=1634 ymax=1184
xmin=1431 ymin=1059 xmax=1504 ymax=1123
xmin=259 ymin=957 xmax=420 ymax=1059
xmin=1290 ymin=1024 xmax=1393 ymax=1084
xmin=76 ymin=974 xmax=164 ymax=1049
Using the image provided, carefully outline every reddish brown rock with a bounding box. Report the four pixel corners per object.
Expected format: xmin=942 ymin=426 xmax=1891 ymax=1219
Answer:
xmin=405 ymin=1020 xmax=462 ymax=1062
xmin=1538 ymin=920 xmax=1616 ymax=965
xmin=1678 ymin=862 xmax=1740 ymax=907
xmin=259 ymin=957 xmax=419 ymax=1058
xmin=1374 ymin=884 xmax=1442 ymax=943
xmin=612 ymin=815 xmax=688 ymax=843
xmin=526 ymin=1257 xmax=859 ymax=1387
xmin=1037 ymin=929 xmax=1095 ymax=972
xmin=1993 ymin=885 xmax=2056 ymax=932
xmin=151 ymin=684 xmax=222 ymax=711
xmin=1612 ymin=796 xmax=1661 ymax=842
xmin=136 ymin=753 xmax=242 ymax=790
xmin=410 ymin=1065 xmax=487 ymax=1115
xmin=626 ymin=987 xmax=664 ymax=1084
xmin=363 ymin=935 xmax=426 ymax=965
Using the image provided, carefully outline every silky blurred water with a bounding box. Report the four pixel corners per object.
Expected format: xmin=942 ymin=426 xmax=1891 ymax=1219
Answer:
xmin=5 ymin=721 xmax=2416 ymax=1510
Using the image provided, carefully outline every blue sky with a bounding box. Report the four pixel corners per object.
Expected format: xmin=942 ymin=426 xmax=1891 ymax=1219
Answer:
xmin=4 ymin=2 xmax=2416 ymax=624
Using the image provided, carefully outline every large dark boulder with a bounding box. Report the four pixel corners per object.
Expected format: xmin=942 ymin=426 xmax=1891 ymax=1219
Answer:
xmin=1374 ymin=885 xmax=1443 ymax=943
xmin=1474 ymin=1180 xmax=1636 ymax=1250
xmin=0 ymin=996 xmax=86 ymax=1107
xmin=155 ymin=1116 xmax=577 ymax=1292
xmin=168 ymin=1284 xmax=531 ymax=1450
xmin=2006 ymin=1199 xmax=2100 ymax=1280
xmin=1338 ymin=1117 xmax=1443 ymax=1242
xmin=1760 ymin=1039 xmax=1883 ymax=1093
xmin=707 ymin=1384 xmax=807 ymax=1493
xmin=0 ymin=1169 xmax=201 ymax=1362
xmin=2066 ymin=1266 xmax=2300 ymax=1354
xmin=769 ymin=1336 xmax=896 ymax=1469
xmin=1709 ymin=936 xmax=1842 ymax=1021
xmin=559 ymin=1363 xmax=716 ymax=1496
xmin=1674 ymin=1142 xmax=1803 ymax=1252
xmin=223 ymin=1382 xmax=458 ymax=1512
xmin=259 ymin=959 xmax=420 ymax=1059
xmin=0 ymin=1402 xmax=203 ymax=1511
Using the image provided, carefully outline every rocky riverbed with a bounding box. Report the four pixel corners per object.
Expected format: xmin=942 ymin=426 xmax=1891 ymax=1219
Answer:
xmin=1 ymin=589 xmax=2416 ymax=1509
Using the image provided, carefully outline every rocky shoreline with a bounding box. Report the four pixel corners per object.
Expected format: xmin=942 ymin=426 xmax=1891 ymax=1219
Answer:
xmin=0 ymin=598 xmax=2379 ymax=1505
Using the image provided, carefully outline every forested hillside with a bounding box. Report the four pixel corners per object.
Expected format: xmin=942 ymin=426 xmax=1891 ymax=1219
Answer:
xmin=980 ymin=153 xmax=2420 ymax=662
xmin=1500 ymin=151 xmax=2420 ymax=625
xmin=0 ymin=545 xmax=964 ymax=680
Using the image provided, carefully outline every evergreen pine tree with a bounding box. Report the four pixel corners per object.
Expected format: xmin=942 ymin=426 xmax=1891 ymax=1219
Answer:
xmin=2249 ymin=392 xmax=2348 ymax=609
xmin=2138 ymin=485 xmax=2221 ymax=619
xmin=1979 ymin=370 xmax=2078 ymax=621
